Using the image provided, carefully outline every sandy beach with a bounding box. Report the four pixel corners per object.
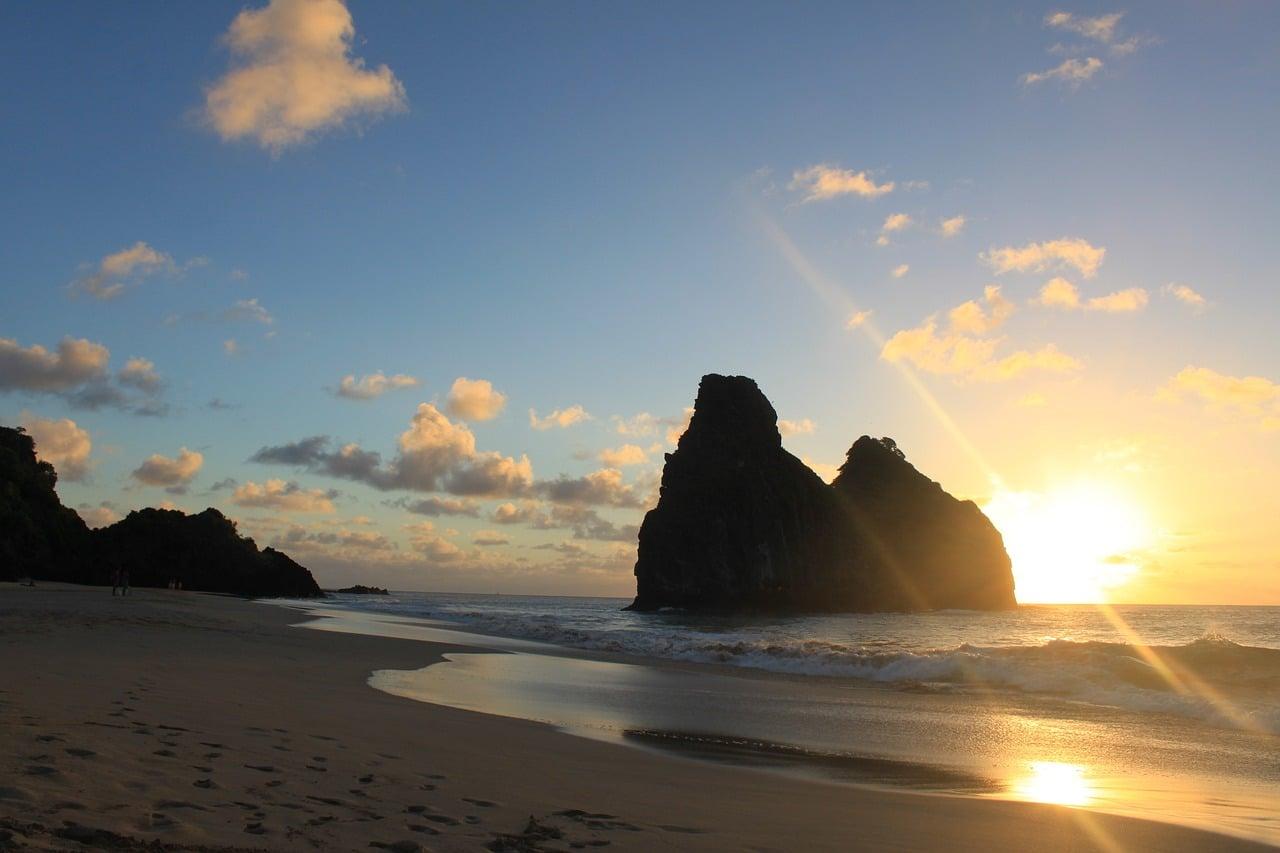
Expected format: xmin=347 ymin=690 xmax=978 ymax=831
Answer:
xmin=0 ymin=583 xmax=1271 ymax=853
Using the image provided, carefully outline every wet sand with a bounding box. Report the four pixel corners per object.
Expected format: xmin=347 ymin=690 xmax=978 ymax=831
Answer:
xmin=0 ymin=582 xmax=1272 ymax=852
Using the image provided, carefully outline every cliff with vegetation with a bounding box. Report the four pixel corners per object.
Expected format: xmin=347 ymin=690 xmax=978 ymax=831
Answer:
xmin=0 ymin=425 xmax=321 ymax=598
xmin=628 ymin=375 xmax=1015 ymax=613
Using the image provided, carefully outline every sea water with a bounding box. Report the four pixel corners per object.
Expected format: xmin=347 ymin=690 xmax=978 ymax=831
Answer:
xmin=297 ymin=593 xmax=1280 ymax=844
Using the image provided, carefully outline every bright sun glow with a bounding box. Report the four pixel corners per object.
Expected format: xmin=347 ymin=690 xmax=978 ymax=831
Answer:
xmin=1014 ymin=761 xmax=1093 ymax=807
xmin=983 ymin=481 xmax=1154 ymax=604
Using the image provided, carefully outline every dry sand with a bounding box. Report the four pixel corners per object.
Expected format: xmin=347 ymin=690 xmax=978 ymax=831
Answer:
xmin=0 ymin=582 xmax=1270 ymax=852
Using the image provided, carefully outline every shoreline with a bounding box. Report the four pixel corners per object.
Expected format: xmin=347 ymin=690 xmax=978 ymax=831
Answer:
xmin=1 ymin=582 xmax=1273 ymax=852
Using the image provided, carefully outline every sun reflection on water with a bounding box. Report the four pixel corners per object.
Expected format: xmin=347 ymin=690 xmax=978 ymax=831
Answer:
xmin=1015 ymin=761 xmax=1093 ymax=807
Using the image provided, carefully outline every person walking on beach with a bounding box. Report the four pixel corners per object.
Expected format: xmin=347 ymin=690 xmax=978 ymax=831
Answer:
xmin=119 ymin=568 xmax=130 ymax=596
xmin=112 ymin=568 xmax=121 ymax=596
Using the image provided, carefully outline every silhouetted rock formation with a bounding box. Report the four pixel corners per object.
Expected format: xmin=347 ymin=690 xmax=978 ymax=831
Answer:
xmin=628 ymin=375 xmax=1015 ymax=612
xmin=0 ymin=425 xmax=322 ymax=597
xmin=333 ymin=585 xmax=390 ymax=595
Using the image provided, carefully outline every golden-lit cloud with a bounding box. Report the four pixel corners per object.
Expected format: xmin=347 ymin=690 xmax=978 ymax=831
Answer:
xmin=882 ymin=286 xmax=1080 ymax=383
xmin=845 ymin=310 xmax=872 ymax=329
xmin=131 ymin=447 xmax=204 ymax=491
xmin=598 ymin=444 xmax=649 ymax=467
xmin=335 ymin=371 xmax=420 ymax=400
xmin=529 ymin=404 xmax=592 ymax=430
xmin=18 ymin=413 xmax=93 ymax=482
xmin=445 ymin=377 xmax=507 ymax=421
xmin=882 ymin=212 xmax=911 ymax=232
xmin=983 ymin=237 xmax=1106 ymax=278
xmin=1045 ymin=11 xmax=1124 ymax=43
xmin=1160 ymin=366 xmax=1280 ymax=430
xmin=72 ymin=242 xmax=176 ymax=299
xmin=203 ymin=0 xmax=406 ymax=152
xmin=1035 ymin=278 xmax=1148 ymax=312
xmin=224 ymin=339 xmax=240 ymax=356
xmin=473 ymin=530 xmax=510 ymax=547
xmin=1022 ymin=57 xmax=1104 ymax=87
xmin=940 ymin=215 xmax=967 ymax=237
xmin=77 ymin=503 xmax=120 ymax=529
xmin=789 ymin=164 xmax=894 ymax=201
xmin=118 ymin=357 xmax=162 ymax=393
xmin=949 ymin=285 xmax=1015 ymax=334
xmin=404 ymin=520 xmax=463 ymax=562
xmin=1164 ymin=283 xmax=1207 ymax=309
xmin=891 ymin=264 xmax=910 ymax=279
xmin=0 ymin=336 xmax=110 ymax=392
xmin=232 ymin=479 xmax=337 ymax=513
xmin=778 ymin=418 xmax=815 ymax=436
xmin=536 ymin=467 xmax=641 ymax=507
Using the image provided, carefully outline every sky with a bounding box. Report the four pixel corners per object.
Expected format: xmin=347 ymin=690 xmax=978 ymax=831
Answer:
xmin=2 ymin=1 xmax=1277 ymax=603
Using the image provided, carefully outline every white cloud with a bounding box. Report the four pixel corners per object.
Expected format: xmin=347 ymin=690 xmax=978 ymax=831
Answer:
xmin=445 ymin=377 xmax=507 ymax=421
xmin=1022 ymin=56 xmax=1104 ymax=87
xmin=891 ymin=264 xmax=910 ymax=279
xmin=0 ymin=336 xmax=110 ymax=392
xmin=72 ymin=242 xmax=175 ymax=299
xmin=789 ymin=164 xmax=894 ymax=201
xmin=982 ymin=237 xmax=1106 ymax=278
xmin=598 ymin=444 xmax=649 ymax=467
xmin=203 ymin=0 xmax=407 ymax=153
xmin=131 ymin=447 xmax=204 ymax=491
xmin=232 ymin=479 xmax=336 ymax=513
xmin=881 ymin=287 xmax=1080 ymax=383
xmin=1045 ymin=11 xmax=1124 ymax=43
xmin=845 ymin=310 xmax=872 ymax=329
xmin=403 ymin=520 xmax=463 ymax=562
xmin=335 ymin=371 xmax=420 ymax=400
xmin=118 ymin=357 xmax=162 ymax=393
xmin=77 ymin=502 xmax=120 ymax=529
xmin=222 ymin=298 xmax=274 ymax=325
xmin=529 ymin=404 xmax=591 ymax=430
xmin=19 ymin=413 xmax=93 ymax=482
xmin=398 ymin=496 xmax=480 ymax=517
xmin=940 ymin=215 xmax=967 ymax=237
xmin=882 ymin=212 xmax=912 ymax=232
xmin=802 ymin=456 xmax=840 ymax=483
xmin=1160 ymin=366 xmax=1280 ymax=430
xmin=778 ymin=418 xmax=815 ymax=436
xmin=1164 ymin=283 xmax=1207 ymax=310
xmin=610 ymin=409 xmax=691 ymax=444
xmin=1035 ymin=278 xmax=1148 ymax=312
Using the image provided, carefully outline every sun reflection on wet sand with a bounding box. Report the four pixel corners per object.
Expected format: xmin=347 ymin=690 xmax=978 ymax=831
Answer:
xmin=1014 ymin=761 xmax=1093 ymax=807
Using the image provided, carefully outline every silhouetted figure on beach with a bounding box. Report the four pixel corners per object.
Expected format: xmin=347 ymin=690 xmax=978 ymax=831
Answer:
xmin=112 ymin=568 xmax=121 ymax=596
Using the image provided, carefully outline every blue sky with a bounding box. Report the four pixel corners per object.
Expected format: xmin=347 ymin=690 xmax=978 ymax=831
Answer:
xmin=2 ymin=1 xmax=1277 ymax=601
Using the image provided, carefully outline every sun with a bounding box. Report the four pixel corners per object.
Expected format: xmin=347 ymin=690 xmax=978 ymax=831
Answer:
xmin=983 ymin=480 xmax=1153 ymax=604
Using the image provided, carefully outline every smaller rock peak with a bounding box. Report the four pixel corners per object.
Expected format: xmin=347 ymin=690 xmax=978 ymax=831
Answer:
xmin=681 ymin=374 xmax=780 ymax=451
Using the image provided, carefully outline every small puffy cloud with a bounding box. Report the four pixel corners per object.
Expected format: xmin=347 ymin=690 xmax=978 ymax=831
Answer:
xmin=118 ymin=357 xmax=162 ymax=393
xmin=789 ymin=164 xmax=894 ymax=202
xmin=536 ymin=468 xmax=642 ymax=508
xmin=72 ymin=242 xmax=175 ymax=299
xmin=232 ymin=479 xmax=337 ymax=513
xmin=1045 ymin=11 xmax=1124 ymax=43
xmin=0 ymin=336 xmax=110 ymax=392
xmin=397 ymin=496 xmax=480 ymax=517
xmin=1160 ymin=366 xmax=1280 ymax=430
xmin=1164 ymin=283 xmax=1207 ymax=310
xmin=529 ymin=404 xmax=591 ymax=430
xmin=882 ymin=212 xmax=912 ymax=232
xmin=882 ymin=287 xmax=1080 ymax=383
xmin=77 ymin=502 xmax=120 ymax=529
xmin=335 ymin=371 xmax=420 ymax=400
xmin=982 ymin=237 xmax=1106 ymax=278
xmin=778 ymin=418 xmax=815 ymax=436
xmin=664 ymin=407 xmax=694 ymax=446
xmin=203 ymin=0 xmax=407 ymax=153
xmin=404 ymin=521 xmax=463 ymax=562
xmin=19 ymin=413 xmax=93 ymax=481
xmin=598 ymin=444 xmax=648 ymax=467
xmin=222 ymin=298 xmax=274 ymax=325
xmin=940 ymin=215 xmax=967 ymax=237
xmin=846 ymin=310 xmax=872 ymax=329
xmin=891 ymin=264 xmax=910 ymax=279
xmin=131 ymin=447 xmax=203 ymax=491
xmin=1022 ymin=57 xmax=1104 ymax=87
xmin=948 ymin=285 xmax=1014 ymax=334
xmin=1035 ymin=278 xmax=1148 ymax=312
xmin=611 ymin=409 xmax=691 ymax=445
xmin=473 ymin=530 xmax=509 ymax=547
xmin=224 ymin=339 xmax=240 ymax=356
xmin=802 ymin=457 xmax=840 ymax=483
xmin=445 ymin=377 xmax=507 ymax=421
xmin=491 ymin=501 xmax=541 ymax=525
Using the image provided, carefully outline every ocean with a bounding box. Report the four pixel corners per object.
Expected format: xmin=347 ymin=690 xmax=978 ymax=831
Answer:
xmin=290 ymin=593 xmax=1280 ymax=845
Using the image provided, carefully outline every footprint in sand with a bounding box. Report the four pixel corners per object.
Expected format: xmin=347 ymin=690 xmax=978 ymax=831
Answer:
xmin=191 ymin=765 xmax=214 ymax=773
xmin=359 ymin=774 xmax=376 ymax=784
xmin=463 ymin=798 xmax=497 ymax=808
xmin=203 ymin=752 xmax=222 ymax=760
xmin=64 ymin=748 xmax=95 ymax=758
xmin=199 ymin=742 xmax=225 ymax=749
xmin=406 ymin=823 xmax=441 ymax=835
xmin=24 ymin=765 xmax=59 ymax=777
xmin=244 ymin=821 xmax=266 ymax=835
xmin=305 ymin=764 xmax=327 ymax=772
xmin=193 ymin=779 xmax=217 ymax=790
xmin=243 ymin=764 xmax=278 ymax=773
xmin=152 ymin=749 xmax=176 ymax=757
xmin=265 ymin=780 xmax=284 ymax=788
xmin=36 ymin=735 xmax=64 ymax=743
xmin=369 ymin=841 xmax=424 ymax=853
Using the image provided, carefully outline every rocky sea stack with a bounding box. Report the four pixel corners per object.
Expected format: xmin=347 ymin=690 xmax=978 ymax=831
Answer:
xmin=1 ymin=425 xmax=322 ymax=598
xmin=628 ymin=375 xmax=1015 ymax=613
